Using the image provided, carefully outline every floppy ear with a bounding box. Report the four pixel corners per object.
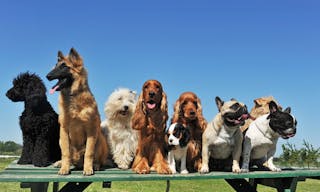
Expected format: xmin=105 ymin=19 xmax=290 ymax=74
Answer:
xmin=171 ymin=98 xmax=181 ymax=124
xmin=131 ymin=93 xmax=146 ymax=130
xmin=196 ymin=97 xmax=207 ymax=130
xmin=69 ymin=48 xmax=83 ymax=68
xmin=161 ymin=91 xmax=168 ymax=113
xmin=160 ymin=91 xmax=169 ymax=130
xmin=215 ymin=96 xmax=224 ymax=112
xmin=180 ymin=127 xmax=191 ymax=148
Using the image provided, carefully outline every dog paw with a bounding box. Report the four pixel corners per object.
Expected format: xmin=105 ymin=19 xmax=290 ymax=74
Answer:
xmin=83 ymin=168 xmax=94 ymax=176
xmin=269 ymin=166 xmax=282 ymax=172
xmin=58 ymin=167 xmax=70 ymax=175
xmin=53 ymin=160 xmax=62 ymax=168
xmin=199 ymin=165 xmax=209 ymax=174
xmin=240 ymin=168 xmax=249 ymax=173
xmin=232 ymin=167 xmax=241 ymax=173
xmin=232 ymin=163 xmax=241 ymax=173
xmin=118 ymin=164 xmax=129 ymax=170
xmin=180 ymin=169 xmax=189 ymax=174
xmin=169 ymin=166 xmax=177 ymax=174
xmin=157 ymin=166 xmax=172 ymax=174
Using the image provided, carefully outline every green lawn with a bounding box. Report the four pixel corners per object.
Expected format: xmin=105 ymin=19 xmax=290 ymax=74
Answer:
xmin=0 ymin=158 xmax=319 ymax=192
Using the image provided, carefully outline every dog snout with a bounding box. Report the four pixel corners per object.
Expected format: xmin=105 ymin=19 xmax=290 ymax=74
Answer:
xmin=190 ymin=111 xmax=196 ymax=116
xmin=123 ymin=105 xmax=129 ymax=111
xmin=149 ymin=91 xmax=155 ymax=98
xmin=46 ymin=73 xmax=53 ymax=81
xmin=169 ymin=139 xmax=173 ymax=143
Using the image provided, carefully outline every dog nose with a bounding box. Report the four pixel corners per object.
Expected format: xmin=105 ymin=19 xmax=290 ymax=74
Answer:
xmin=149 ymin=92 xmax=155 ymax=98
xmin=46 ymin=73 xmax=53 ymax=81
xmin=124 ymin=105 xmax=129 ymax=111
xmin=190 ymin=111 xmax=196 ymax=116
xmin=169 ymin=139 xmax=173 ymax=143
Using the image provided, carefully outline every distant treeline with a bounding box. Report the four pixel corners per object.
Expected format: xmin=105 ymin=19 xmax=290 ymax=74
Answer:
xmin=0 ymin=141 xmax=22 ymax=155
xmin=275 ymin=140 xmax=320 ymax=168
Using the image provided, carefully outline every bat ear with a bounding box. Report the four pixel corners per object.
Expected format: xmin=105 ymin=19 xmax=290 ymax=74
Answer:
xmin=215 ymin=96 xmax=224 ymax=112
xmin=269 ymin=101 xmax=279 ymax=113
xmin=284 ymin=107 xmax=291 ymax=114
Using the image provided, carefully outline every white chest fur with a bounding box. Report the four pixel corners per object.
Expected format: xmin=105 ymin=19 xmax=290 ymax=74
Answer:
xmin=211 ymin=125 xmax=239 ymax=159
xmin=244 ymin=114 xmax=279 ymax=160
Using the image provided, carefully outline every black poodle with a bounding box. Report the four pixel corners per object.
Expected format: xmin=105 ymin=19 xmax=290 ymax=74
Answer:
xmin=6 ymin=72 xmax=61 ymax=167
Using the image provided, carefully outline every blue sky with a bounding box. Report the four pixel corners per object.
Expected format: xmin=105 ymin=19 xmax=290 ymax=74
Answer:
xmin=1 ymin=0 xmax=319 ymax=155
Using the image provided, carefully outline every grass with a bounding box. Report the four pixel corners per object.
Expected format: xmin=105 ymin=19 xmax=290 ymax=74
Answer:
xmin=0 ymin=158 xmax=319 ymax=192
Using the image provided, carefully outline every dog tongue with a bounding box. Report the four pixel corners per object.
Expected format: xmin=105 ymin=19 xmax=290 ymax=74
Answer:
xmin=147 ymin=103 xmax=156 ymax=109
xmin=50 ymin=85 xmax=59 ymax=95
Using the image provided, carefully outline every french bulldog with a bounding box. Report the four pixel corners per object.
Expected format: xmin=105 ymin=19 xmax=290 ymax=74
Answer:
xmin=200 ymin=96 xmax=250 ymax=173
xmin=241 ymin=101 xmax=297 ymax=172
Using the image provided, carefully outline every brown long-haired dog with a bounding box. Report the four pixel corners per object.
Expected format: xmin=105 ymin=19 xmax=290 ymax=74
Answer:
xmin=131 ymin=80 xmax=171 ymax=174
xmin=46 ymin=48 xmax=108 ymax=175
xmin=171 ymin=92 xmax=207 ymax=172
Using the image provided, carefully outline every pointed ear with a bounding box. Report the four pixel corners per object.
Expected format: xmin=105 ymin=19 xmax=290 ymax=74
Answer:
xmin=58 ymin=51 xmax=64 ymax=61
xmin=284 ymin=107 xmax=291 ymax=114
xmin=215 ymin=96 xmax=224 ymax=112
xmin=69 ymin=48 xmax=83 ymax=67
xmin=269 ymin=101 xmax=279 ymax=113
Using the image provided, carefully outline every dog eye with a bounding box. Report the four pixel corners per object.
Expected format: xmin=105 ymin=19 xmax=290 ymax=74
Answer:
xmin=118 ymin=97 xmax=122 ymax=101
xmin=230 ymin=103 xmax=240 ymax=110
xmin=60 ymin=63 xmax=67 ymax=68
xmin=193 ymin=101 xmax=198 ymax=106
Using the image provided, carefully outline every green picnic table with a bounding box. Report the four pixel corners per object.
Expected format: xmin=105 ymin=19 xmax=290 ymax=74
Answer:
xmin=0 ymin=160 xmax=319 ymax=192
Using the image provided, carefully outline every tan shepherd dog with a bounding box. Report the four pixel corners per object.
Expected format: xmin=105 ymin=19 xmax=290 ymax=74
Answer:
xmin=47 ymin=48 xmax=108 ymax=175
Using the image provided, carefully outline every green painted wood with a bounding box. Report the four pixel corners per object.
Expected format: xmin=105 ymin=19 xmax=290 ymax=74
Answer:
xmin=1 ymin=161 xmax=320 ymax=183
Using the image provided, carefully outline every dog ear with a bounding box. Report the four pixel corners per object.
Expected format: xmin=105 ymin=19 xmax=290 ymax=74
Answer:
xmin=269 ymin=101 xmax=280 ymax=113
xmin=161 ymin=91 xmax=168 ymax=113
xmin=160 ymin=91 xmax=169 ymax=130
xmin=69 ymin=48 xmax=83 ymax=68
xmin=284 ymin=107 xmax=291 ymax=114
xmin=215 ymin=96 xmax=224 ymax=112
xmin=58 ymin=51 xmax=64 ymax=61
xmin=196 ymin=97 xmax=207 ymax=131
xmin=131 ymin=93 xmax=146 ymax=130
xmin=180 ymin=126 xmax=190 ymax=148
xmin=171 ymin=98 xmax=181 ymax=124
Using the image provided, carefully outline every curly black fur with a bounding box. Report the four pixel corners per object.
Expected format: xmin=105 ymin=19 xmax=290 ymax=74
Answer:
xmin=6 ymin=72 xmax=61 ymax=167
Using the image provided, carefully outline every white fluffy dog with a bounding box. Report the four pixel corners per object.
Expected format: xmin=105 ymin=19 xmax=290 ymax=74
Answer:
xmin=101 ymin=88 xmax=138 ymax=169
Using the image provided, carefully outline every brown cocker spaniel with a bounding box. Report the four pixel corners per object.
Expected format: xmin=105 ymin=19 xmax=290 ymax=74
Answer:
xmin=131 ymin=80 xmax=171 ymax=174
xmin=171 ymin=92 xmax=207 ymax=172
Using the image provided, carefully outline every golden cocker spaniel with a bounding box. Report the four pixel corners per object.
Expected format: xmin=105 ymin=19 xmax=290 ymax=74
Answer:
xmin=171 ymin=92 xmax=207 ymax=172
xmin=131 ymin=80 xmax=171 ymax=174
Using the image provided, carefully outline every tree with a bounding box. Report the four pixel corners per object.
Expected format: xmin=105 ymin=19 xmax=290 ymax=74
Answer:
xmin=278 ymin=140 xmax=320 ymax=168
